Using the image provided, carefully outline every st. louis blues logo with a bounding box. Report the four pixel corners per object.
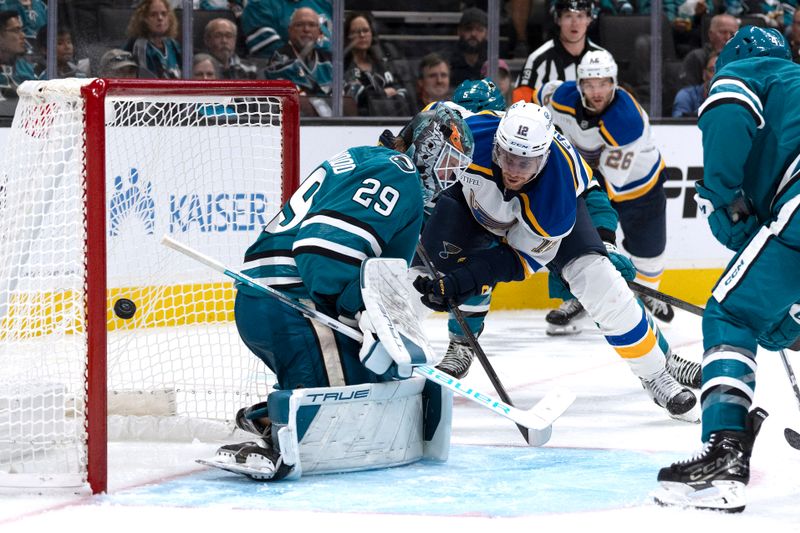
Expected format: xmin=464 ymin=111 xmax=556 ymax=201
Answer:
xmin=469 ymin=189 xmax=516 ymax=231
xmin=438 ymin=241 xmax=462 ymax=260
xmin=109 ymin=167 xmax=155 ymax=236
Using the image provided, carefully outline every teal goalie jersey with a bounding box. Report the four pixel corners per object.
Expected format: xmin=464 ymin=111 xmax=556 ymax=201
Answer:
xmin=240 ymin=145 xmax=425 ymax=319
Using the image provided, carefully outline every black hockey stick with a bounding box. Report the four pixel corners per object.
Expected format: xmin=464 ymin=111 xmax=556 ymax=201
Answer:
xmin=779 ymin=349 xmax=800 ymax=449
xmin=627 ymin=281 xmax=705 ymax=317
xmin=628 ymin=282 xmax=800 ymax=448
xmin=414 ymin=242 xmax=543 ymax=445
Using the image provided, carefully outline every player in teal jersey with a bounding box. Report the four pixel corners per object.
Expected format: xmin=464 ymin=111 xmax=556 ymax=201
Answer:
xmin=655 ymin=26 xmax=798 ymax=512
xmin=219 ymin=106 xmax=473 ymax=479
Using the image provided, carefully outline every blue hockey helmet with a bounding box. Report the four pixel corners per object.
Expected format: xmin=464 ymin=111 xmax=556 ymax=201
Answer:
xmin=716 ymin=25 xmax=791 ymax=71
xmin=452 ymin=78 xmax=507 ymax=113
xmin=402 ymin=105 xmax=474 ymax=203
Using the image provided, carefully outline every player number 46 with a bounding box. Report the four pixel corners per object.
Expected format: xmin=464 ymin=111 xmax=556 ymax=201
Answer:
xmin=353 ymin=178 xmax=399 ymax=216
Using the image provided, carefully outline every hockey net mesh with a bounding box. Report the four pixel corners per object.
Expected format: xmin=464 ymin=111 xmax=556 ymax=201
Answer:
xmin=0 ymin=80 xmax=287 ymax=488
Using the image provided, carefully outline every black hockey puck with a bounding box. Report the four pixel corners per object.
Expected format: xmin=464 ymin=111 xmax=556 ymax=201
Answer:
xmin=113 ymin=298 xmax=137 ymax=320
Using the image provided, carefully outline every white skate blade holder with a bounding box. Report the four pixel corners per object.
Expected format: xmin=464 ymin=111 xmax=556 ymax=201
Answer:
xmin=653 ymin=480 xmax=746 ymax=513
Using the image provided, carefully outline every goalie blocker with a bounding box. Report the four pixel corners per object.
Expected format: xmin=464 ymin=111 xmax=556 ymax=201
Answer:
xmin=199 ymin=377 xmax=452 ymax=480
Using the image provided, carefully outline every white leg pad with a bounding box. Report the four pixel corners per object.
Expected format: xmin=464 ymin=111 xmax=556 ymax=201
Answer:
xmin=276 ymin=377 xmax=441 ymax=478
xmin=562 ymin=254 xmax=665 ymax=377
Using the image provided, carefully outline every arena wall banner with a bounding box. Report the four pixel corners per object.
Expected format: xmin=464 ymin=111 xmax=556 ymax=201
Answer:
xmin=0 ymin=123 xmax=732 ymax=309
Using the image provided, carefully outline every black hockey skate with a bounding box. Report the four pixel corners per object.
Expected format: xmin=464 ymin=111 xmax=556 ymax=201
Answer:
xmin=654 ymin=407 xmax=768 ymax=513
xmin=199 ymin=437 xmax=294 ymax=481
xmin=666 ymin=351 xmax=702 ymax=389
xmin=639 ymin=367 xmax=698 ymax=422
xmin=235 ymin=401 xmax=270 ymax=435
xmin=642 ymin=295 xmax=675 ymax=323
xmin=545 ymin=298 xmax=587 ymax=336
xmin=436 ymin=339 xmax=475 ymax=379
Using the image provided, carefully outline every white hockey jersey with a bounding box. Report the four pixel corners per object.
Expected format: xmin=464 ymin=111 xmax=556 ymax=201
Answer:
xmin=460 ymin=110 xmax=595 ymax=272
xmin=546 ymin=81 xmax=665 ymax=202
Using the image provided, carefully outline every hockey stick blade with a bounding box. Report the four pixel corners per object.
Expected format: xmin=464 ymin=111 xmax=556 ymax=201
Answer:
xmin=785 ymin=428 xmax=800 ymax=450
xmin=161 ymin=236 xmax=569 ymax=440
xmin=416 ymin=364 xmax=574 ymax=442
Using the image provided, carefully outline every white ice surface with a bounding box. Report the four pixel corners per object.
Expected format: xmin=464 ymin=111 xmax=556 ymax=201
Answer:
xmin=1 ymin=310 xmax=799 ymax=533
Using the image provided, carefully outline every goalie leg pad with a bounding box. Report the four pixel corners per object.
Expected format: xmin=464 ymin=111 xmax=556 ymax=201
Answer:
xmin=268 ymin=378 xmax=430 ymax=478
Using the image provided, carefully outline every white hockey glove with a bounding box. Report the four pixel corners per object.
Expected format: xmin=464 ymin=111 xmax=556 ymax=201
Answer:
xmin=358 ymin=309 xmax=412 ymax=379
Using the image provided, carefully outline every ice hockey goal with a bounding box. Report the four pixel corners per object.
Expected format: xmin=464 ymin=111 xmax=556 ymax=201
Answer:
xmin=0 ymin=79 xmax=299 ymax=493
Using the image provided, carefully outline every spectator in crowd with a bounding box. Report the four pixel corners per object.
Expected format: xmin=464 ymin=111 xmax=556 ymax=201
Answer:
xmin=445 ymin=7 xmax=488 ymax=88
xmin=0 ymin=10 xmax=34 ymax=97
xmin=513 ymin=0 xmax=605 ymax=105
xmin=343 ymin=10 xmax=411 ymax=116
xmin=671 ymin=50 xmax=717 ymax=117
xmin=200 ymin=0 xmax=244 ymax=17
xmin=98 ymin=48 xmax=138 ymax=78
xmin=789 ymin=8 xmax=800 ymax=62
xmin=0 ymin=0 xmax=46 ymax=41
xmin=125 ymin=0 xmax=182 ymax=79
xmin=679 ymin=13 xmax=739 ymax=87
xmin=262 ymin=6 xmax=332 ymax=97
xmin=192 ymin=53 xmax=220 ymax=79
xmin=416 ymin=52 xmax=451 ymax=110
xmin=34 ymin=26 xmax=90 ymax=79
xmin=480 ymin=58 xmax=513 ymax=105
xmin=203 ymin=17 xmax=257 ymax=79
xmin=241 ymin=0 xmax=331 ymax=58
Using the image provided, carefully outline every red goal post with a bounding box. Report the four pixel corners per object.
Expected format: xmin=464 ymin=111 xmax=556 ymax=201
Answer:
xmin=0 ymin=79 xmax=299 ymax=494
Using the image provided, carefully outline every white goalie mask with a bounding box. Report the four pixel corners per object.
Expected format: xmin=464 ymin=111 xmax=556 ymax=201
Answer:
xmin=577 ymin=50 xmax=618 ymax=112
xmin=493 ymin=102 xmax=555 ymax=186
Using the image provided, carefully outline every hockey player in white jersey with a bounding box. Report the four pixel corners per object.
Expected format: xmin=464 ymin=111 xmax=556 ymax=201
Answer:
xmin=543 ymin=50 xmax=678 ymax=336
xmin=413 ymin=101 xmax=699 ymax=421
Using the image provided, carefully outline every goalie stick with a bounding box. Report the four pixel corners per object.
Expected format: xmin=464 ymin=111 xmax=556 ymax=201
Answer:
xmin=627 ymin=283 xmax=800 ymax=450
xmin=160 ymin=235 xmax=567 ymax=435
xmin=413 ymin=242 xmax=574 ymax=446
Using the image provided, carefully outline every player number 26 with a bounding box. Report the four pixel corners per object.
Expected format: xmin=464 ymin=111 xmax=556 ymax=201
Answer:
xmin=353 ymin=178 xmax=399 ymax=216
xmin=605 ymin=149 xmax=633 ymax=170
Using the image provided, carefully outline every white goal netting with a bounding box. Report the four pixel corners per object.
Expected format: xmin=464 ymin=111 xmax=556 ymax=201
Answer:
xmin=0 ymin=79 xmax=293 ymax=489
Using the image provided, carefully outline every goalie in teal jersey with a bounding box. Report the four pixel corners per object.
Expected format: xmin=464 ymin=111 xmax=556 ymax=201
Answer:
xmin=208 ymin=106 xmax=474 ymax=481
xmin=655 ymin=26 xmax=799 ymax=513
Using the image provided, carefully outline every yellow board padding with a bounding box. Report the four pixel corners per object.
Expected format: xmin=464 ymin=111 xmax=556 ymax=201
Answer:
xmin=488 ymin=268 xmax=722 ymax=310
xmin=1 ymin=269 xmax=723 ymax=339
xmin=107 ymin=283 xmax=236 ymax=330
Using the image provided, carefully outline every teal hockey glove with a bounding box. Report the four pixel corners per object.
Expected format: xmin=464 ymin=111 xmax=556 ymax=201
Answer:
xmin=604 ymin=242 xmax=636 ymax=281
xmin=695 ymin=181 xmax=759 ymax=251
xmin=758 ymin=304 xmax=800 ymax=352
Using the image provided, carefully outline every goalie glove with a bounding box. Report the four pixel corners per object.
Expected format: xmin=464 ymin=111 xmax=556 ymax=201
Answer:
xmin=357 ymin=309 xmax=412 ymax=379
xmin=695 ymin=180 xmax=758 ymax=251
xmin=758 ymin=304 xmax=800 ymax=352
xmin=604 ymin=242 xmax=636 ymax=281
